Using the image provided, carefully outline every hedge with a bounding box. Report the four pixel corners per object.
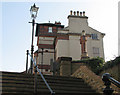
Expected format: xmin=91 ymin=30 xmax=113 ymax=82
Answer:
xmin=73 ymin=56 xmax=120 ymax=75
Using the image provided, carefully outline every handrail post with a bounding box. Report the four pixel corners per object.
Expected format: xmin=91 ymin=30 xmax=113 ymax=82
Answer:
xmin=34 ymin=64 xmax=37 ymax=95
xmin=28 ymin=53 xmax=55 ymax=94
xmin=26 ymin=50 xmax=29 ymax=73
xmin=41 ymin=48 xmax=44 ymax=74
xmin=102 ymin=73 xmax=114 ymax=95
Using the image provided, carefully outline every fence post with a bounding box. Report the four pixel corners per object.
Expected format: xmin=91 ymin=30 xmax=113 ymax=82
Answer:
xmin=26 ymin=50 xmax=29 ymax=73
xmin=102 ymin=73 xmax=114 ymax=95
xmin=34 ymin=64 xmax=37 ymax=95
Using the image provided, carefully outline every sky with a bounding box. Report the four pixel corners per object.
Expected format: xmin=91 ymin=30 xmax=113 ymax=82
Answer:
xmin=0 ymin=0 xmax=119 ymax=72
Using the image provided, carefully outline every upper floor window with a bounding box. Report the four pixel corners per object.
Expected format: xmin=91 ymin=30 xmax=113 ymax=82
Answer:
xmin=91 ymin=34 xmax=98 ymax=40
xmin=48 ymin=27 xmax=52 ymax=33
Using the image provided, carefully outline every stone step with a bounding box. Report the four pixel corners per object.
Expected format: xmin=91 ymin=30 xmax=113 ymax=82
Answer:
xmin=1 ymin=79 xmax=88 ymax=87
xmin=1 ymin=87 xmax=97 ymax=94
xmin=1 ymin=71 xmax=81 ymax=79
xmin=1 ymin=76 xmax=84 ymax=83
xmin=1 ymin=82 xmax=91 ymax=88
xmin=1 ymin=72 xmax=84 ymax=82
xmin=1 ymin=71 xmax=100 ymax=95
xmin=1 ymin=92 xmax=103 ymax=95
xmin=1 ymin=84 xmax=94 ymax=92
xmin=1 ymin=77 xmax=88 ymax=86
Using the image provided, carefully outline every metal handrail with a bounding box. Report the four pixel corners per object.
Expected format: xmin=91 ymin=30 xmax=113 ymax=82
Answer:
xmin=102 ymin=73 xmax=120 ymax=88
xmin=102 ymin=73 xmax=120 ymax=95
xmin=108 ymin=76 xmax=120 ymax=88
xmin=28 ymin=53 xmax=55 ymax=95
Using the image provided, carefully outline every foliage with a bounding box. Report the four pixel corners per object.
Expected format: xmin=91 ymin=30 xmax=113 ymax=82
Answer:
xmin=73 ymin=56 xmax=120 ymax=75
xmin=73 ymin=57 xmax=104 ymax=75
xmin=103 ymin=56 xmax=120 ymax=70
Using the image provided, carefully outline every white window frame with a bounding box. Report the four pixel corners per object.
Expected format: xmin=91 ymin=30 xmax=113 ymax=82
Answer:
xmin=91 ymin=34 xmax=98 ymax=40
xmin=48 ymin=27 xmax=52 ymax=33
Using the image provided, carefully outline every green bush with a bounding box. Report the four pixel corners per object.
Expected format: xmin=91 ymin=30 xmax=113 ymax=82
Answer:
xmin=73 ymin=57 xmax=104 ymax=75
xmin=103 ymin=56 xmax=120 ymax=70
xmin=73 ymin=56 xmax=120 ymax=75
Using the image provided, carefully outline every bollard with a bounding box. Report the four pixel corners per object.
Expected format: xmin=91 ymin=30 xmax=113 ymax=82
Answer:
xmin=26 ymin=50 xmax=29 ymax=73
xmin=34 ymin=65 xmax=37 ymax=95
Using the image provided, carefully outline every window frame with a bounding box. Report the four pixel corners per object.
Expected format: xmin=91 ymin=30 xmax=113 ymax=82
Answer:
xmin=48 ymin=27 xmax=52 ymax=33
xmin=93 ymin=47 xmax=100 ymax=57
xmin=91 ymin=34 xmax=98 ymax=40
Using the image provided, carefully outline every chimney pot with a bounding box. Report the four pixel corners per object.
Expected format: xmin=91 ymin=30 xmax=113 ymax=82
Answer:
xmin=80 ymin=12 xmax=82 ymax=16
xmin=74 ymin=11 xmax=76 ymax=15
xmin=70 ymin=10 xmax=73 ymax=15
xmin=55 ymin=21 xmax=61 ymax=25
xmin=83 ymin=11 xmax=85 ymax=16
xmin=77 ymin=11 xmax=79 ymax=16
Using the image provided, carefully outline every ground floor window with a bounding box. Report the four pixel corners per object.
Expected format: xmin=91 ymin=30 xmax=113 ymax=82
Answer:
xmin=93 ymin=47 xmax=99 ymax=57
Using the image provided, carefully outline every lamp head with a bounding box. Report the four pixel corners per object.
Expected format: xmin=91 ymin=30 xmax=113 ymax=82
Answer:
xmin=30 ymin=3 xmax=39 ymax=19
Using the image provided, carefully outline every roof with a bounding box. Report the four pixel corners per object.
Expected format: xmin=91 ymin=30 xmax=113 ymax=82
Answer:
xmin=88 ymin=26 xmax=105 ymax=35
xmin=37 ymin=23 xmax=64 ymax=26
xmin=60 ymin=26 xmax=69 ymax=31
xmin=68 ymin=15 xmax=88 ymax=19
xmin=35 ymin=23 xmax=64 ymax=36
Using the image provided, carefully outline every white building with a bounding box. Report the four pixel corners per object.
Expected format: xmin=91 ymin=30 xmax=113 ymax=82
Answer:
xmin=55 ymin=11 xmax=105 ymax=60
xmin=35 ymin=11 xmax=105 ymax=74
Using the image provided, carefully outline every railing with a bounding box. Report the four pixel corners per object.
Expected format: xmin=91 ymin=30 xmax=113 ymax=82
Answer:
xmin=26 ymin=50 xmax=55 ymax=95
xmin=102 ymin=73 xmax=120 ymax=95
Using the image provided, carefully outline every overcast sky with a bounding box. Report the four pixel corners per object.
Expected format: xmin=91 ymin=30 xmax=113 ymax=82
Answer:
xmin=0 ymin=0 xmax=119 ymax=72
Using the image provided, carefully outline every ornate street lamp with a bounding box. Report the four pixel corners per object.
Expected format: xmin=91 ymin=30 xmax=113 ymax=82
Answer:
xmin=30 ymin=3 xmax=39 ymax=74
xmin=30 ymin=3 xmax=39 ymax=19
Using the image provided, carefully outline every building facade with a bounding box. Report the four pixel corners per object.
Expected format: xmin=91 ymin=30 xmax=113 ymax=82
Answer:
xmin=55 ymin=11 xmax=105 ymax=60
xmin=35 ymin=22 xmax=64 ymax=74
xmin=35 ymin=11 xmax=105 ymax=74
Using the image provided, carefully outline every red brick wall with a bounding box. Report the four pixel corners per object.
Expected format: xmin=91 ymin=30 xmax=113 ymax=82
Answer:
xmin=39 ymin=25 xmax=62 ymax=34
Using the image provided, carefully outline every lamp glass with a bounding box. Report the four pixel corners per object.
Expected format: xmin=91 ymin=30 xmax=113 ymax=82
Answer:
xmin=30 ymin=4 xmax=39 ymax=19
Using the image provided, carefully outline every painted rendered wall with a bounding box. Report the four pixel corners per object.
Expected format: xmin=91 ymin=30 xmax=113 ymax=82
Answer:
xmin=37 ymin=48 xmax=54 ymax=65
xmin=56 ymin=40 xmax=69 ymax=59
xmin=68 ymin=35 xmax=81 ymax=60
xmin=56 ymin=14 xmax=105 ymax=60
xmin=68 ymin=16 xmax=89 ymax=33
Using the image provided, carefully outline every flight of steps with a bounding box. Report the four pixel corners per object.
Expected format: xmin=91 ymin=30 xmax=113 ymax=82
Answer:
xmin=0 ymin=71 xmax=102 ymax=95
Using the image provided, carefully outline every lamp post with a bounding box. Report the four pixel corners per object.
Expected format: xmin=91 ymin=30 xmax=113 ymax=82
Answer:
xmin=30 ymin=3 xmax=39 ymax=74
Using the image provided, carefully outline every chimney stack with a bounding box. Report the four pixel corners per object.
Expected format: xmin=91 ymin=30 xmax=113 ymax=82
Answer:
xmin=83 ymin=11 xmax=85 ymax=16
xmin=77 ymin=11 xmax=79 ymax=16
xmin=55 ymin=21 xmax=61 ymax=25
xmin=70 ymin=10 xmax=73 ymax=15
